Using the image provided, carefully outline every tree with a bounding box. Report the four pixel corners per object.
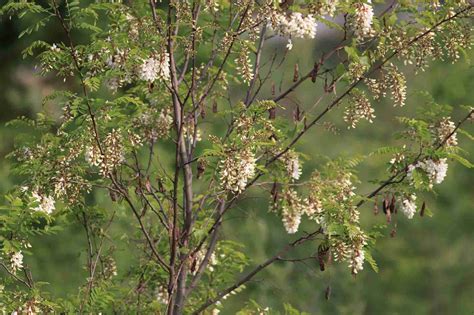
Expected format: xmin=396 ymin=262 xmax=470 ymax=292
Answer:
xmin=0 ymin=0 xmax=473 ymax=313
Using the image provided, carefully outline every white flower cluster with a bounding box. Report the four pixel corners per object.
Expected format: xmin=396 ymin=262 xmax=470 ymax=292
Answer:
xmin=435 ymin=117 xmax=458 ymax=147
xmin=281 ymin=188 xmax=305 ymax=234
xmin=349 ymin=247 xmax=365 ymax=274
xmin=10 ymin=251 xmax=24 ymax=273
xmin=316 ymin=0 xmax=339 ymax=17
xmin=352 ymin=1 xmax=374 ymax=38
xmin=139 ymin=52 xmax=170 ymax=82
xmin=85 ymin=129 xmax=125 ymax=176
xmin=136 ymin=108 xmax=174 ymax=142
xmin=332 ymin=230 xmax=367 ymax=274
xmin=31 ymin=190 xmax=55 ymax=215
xmin=401 ymin=194 xmax=417 ymax=219
xmin=272 ymin=12 xmax=317 ymax=50
xmin=407 ymin=158 xmax=448 ymax=188
xmin=285 ymin=151 xmax=302 ymax=181
xmin=282 ymin=206 xmax=302 ymax=234
xmin=219 ymin=148 xmax=256 ymax=194
xmin=235 ymin=50 xmax=254 ymax=85
xmin=344 ymin=90 xmax=375 ymax=128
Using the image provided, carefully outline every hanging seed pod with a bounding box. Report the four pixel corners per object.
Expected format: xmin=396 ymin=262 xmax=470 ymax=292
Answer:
xmin=271 ymin=82 xmax=276 ymax=96
xmin=420 ymin=201 xmax=426 ymax=217
xmin=293 ymin=106 xmax=301 ymax=122
xmin=269 ymin=107 xmax=276 ymax=120
xmin=145 ymin=177 xmax=152 ymax=193
xmin=390 ymin=228 xmax=397 ymax=238
xmin=109 ymin=189 xmax=119 ymax=202
xmin=311 ymin=62 xmax=319 ymax=83
xmin=293 ymin=63 xmax=299 ymax=82
xmin=271 ymin=182 xmax=279 ymax=204
xmin=200 ymin=105 xmax=206 ymax=119
xmin=190 ymin=256 xmax=198 ymax=274
xmin=325 ymin=285 xmax=331 ymax=300
xmin=382 ymin=197 xmax=389 ymax=214
xmin=373 ymin=199 xmax=379 ymax=215
xmin=385 ymin=209 xmax=391 ymax=223
xmin=158 ymin=179 xmax=165 ymax=193
xmin=197 ymin=159 xmax=206 ymax=179
xmin=317 ymin=244 xmax=329 ymax=272
xmin=148 ymin=82 xmax=154 ymax=93
xmin=212 ymin=100 xmax=218 ymax=113
xmin=389 ymin=195 xmax=396 ymax=214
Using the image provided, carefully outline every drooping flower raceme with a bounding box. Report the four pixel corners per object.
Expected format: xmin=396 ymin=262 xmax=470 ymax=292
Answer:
xmin=434 ymin=117 xmax=458 ymax=147
xmin=31 ymin=190 xmax=55 ymax=215
xmin=219 ymin=148 xmax=256 ymax=194
xmin=285 ymin=151 xmax=302 ymax=181
xmin=352 ymin=1 xmax=374 ymax=38
xmin=407 ymin=158 xmax=448 ymax=188
xmin=271 ymin=12 xmax=317 ymax=50
xmin=401 ymin=194 xmax=417 ymax=219
xmin=281 ymin=188 xmax=303 ymax=234
xmin=139 ymin=52 xmax=170 ymax=82
xmin=10 ymin=251 xmax=24 ymax=273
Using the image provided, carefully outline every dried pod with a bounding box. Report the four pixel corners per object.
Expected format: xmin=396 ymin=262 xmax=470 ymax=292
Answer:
xmin=271 ymin=82 xmax=276 ymax=96
xmin=145 ymin=177 xmax=152 ymax=193
xmin=389 ymin=195 xmax=396 ymax=214
xmin=373 ymin=199 xmax=379 ymax=215
xmin=390 ymin=228 xmax=397 ymax=238
xmin=325 ymin=285 xmax=331 ymax=300
xmin=200 ymin=106 xmax=206 ymax=119
xmin=420 ymin=201 xmax=426 ymax=217
xmin=197 ymin=159 xmax=206 ymax=179
xmin=293 ymin=63 xmax=299 ymax=82
xmin=385 ymin=209 xmax=391 ymax=223
xmin=317 ymin=245 xmax=329 ymax=272
xmin=311 ymin=62 xmax=319 ymax=83
xmin=382 ymin=197 xmax=389 ymax=214
xmin=212 ymin=100 xmax=218 ymax=113
xmin=109 ymin=189 xmax=119 ymax=202
xmin=269 ymin=107 xmax=276 ymax=120
xmin=158 ymin=179 xmax=165 ymax=193
xmin=293 ymin=106 xmax=301 ymax=122
xmin=271 ymin=182 xmax=279 ymax=204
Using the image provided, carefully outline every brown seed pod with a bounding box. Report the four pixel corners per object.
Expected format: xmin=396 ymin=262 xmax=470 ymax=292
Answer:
xmin=420 ymin=201 xmax=426 ymax=217
xmin=145 ymin=177 xmax=152 ymax=193
xmin=311 ymin=62 xmax=319 ymax=83
xmin=382 ymin=197 xmax=389 ymax=214
xmin=212 ymin=100 xmax=218 ymax=113
xmin=269 ymin=107 xmax=276 ymax=120
xmin=197 ymin=159 xmax=206 ymax=179
xmin=325 ymin=285 xmax=331 ymax=300
xmin=390 ymin=228 xmax=397 ymax=238
xmin=373 ymin=199 xmax=379 ymax=215
xmin=385 ymin=209 xmax=391 ymax=223
xmin=390 ymin=195 xmax=396 ymax=214
xmin=293 ymin=63 xmax=299 ymax=82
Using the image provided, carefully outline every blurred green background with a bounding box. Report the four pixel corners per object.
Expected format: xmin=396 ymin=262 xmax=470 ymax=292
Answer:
xmin=1 ymin=7 xmax=474 ymax=314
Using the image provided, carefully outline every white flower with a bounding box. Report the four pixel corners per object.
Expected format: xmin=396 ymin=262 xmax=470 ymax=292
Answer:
xmin=352 ymin=1 xmax=374 ymax=38
xmin=349 ymin=248 xmax=365 ymax=274
xmin=272 ymin=12 xmax=317 ymax=50
xmin=31 ymin=191 xmax=55 ymax=215
xmin=10 ymin=251 xmax=23 ymax=272
xmin=401 ymin=194 xmax=417 ymax=219
xmin=139 ymin=52 xmax=170 ymax=82
xmin=282 ymin=205 xmax=301 ymax=234
xmin=285 ymin=152 xmax=302 ymax=181
xmin=407 ymin=158 xmax=448 ymax=188
xmin=219 ymin=148 xmax=256 ymax=194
